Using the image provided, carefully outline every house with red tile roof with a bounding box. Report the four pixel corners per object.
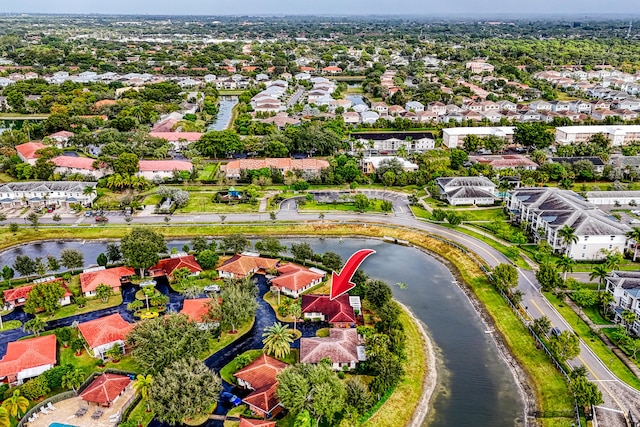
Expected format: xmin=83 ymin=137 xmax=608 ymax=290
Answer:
xmin=148 ymin=132 xmax=202 ymax=149
xmin=136 ymin=160 xmax=193 ymax=180
xmin=80 ymin=373 xmax=131 ymax=406
xmin=234 ymin=354 xmax=287 ymax=419
xmin=47 ymin=130 xmax=74 ymax=146
xmin=224 ymin=158 xmax=329 ymax=180
xmin=270 ymin=264 xmax=325 ymax=298
xmin=180 ymin=298 xmax=217 ymax=325
xmin=239 ymin=418 xmax=276 ymax=427
xmin=300 ymin=328 xmax=364 ymax=371
xmin=15 ymin=142 xmax=47 ymax=165
xmin=149 ymin=255 xmax=202 ymax=280
xmin=301 ymin=294 xmax=356 ymax=327
xmin=322 ymin=66 xmax=342 ymax=74
xmin=3 ymin=277 xmax=72 ymax=309
xmin=0 ymin=335 xmax=57 ymax=384
xmin=217 ymin=254 xmax=279 ymax=279
xmin=77 ymin=313 xmax=133 ymax=359
xmin=51 ymin=156 xmax=108 ymax=178
xmin=80 ymin=266 xmax=135 ymax=297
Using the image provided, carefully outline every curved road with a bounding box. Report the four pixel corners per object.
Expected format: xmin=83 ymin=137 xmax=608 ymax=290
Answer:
xmin=14 ymin=189 xmax=640 ymax=425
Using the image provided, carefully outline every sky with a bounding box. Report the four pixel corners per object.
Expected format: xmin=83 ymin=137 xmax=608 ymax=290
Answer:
xmin=2 ymin=0 xmax=640 ymax=16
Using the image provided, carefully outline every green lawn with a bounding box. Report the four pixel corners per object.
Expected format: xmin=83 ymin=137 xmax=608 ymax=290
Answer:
xmin=299 ymin=199 xmax=390 ymax=214
xmin=142 ymin=193 xmax=162 ymax=206
xmin=59 ymin=343 xmax=141 ymax=374
xmin=125 ymin=400 xmax=155 ymax=427
xmin=200 ymin=318 xmax=255 ymax=360
xmin=0 ymin=320 xmax=21 ymax=332
xmin=37 ymin=294 xmax=123 ymax=322
xmin=411 ymin=205 xmax=508 ymax=222
xmin=178 ymin=192 xmax=258 ymax=213
xmin=452 ymin=226 xmax=530 ymax=269
xmin=545 ymin=292 xmax=640 ymax=390
xmin=197 ymin=163 xmax=220 ymax=181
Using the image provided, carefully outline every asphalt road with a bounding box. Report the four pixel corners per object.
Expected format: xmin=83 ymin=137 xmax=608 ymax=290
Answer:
xmin=8 ymin=190 xmax=640 ymax=423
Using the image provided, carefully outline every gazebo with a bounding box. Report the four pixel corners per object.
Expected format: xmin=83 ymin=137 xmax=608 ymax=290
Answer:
xmin=80 ymin=373 xmax=131 ymax=407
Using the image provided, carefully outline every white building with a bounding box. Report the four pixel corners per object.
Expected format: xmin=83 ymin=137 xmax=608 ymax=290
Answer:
xmin=586 ymin=191 xmax=640 ymax=207
xmin=0 ymin=181 xmax=98 ymax=208
xmin=442 ymin=127 xmax=515 ymax=149
xmin=605 ymin=271 xmax=640 ymax=335
xmin=555 ymin=125 xmax=640 ymax=146
xmin=136 ymin=160 xmax=193 ymax=180
xmin=351 ymin=132 xmax=435 ymax=153
xmin=436 ymin=176 xmax=497 ymax=206
xmin=508 ymin=188 xmax=630 ymax=260
xmin=361 ymin=156 xmax=419 ymax=174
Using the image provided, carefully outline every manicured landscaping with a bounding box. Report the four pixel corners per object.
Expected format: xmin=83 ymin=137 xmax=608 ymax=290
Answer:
xmin=36 ymin=294 xmax=123 ymax=321
xmin=126 ymin=399 xmax=155 ymax=427
xmin=220 ymin=349 xmax=298 ymax=385
xmin=0 ymin=320 xmax=21 ymax=332
xmin=197 ymin=163 xmax=220 ymax=181
xmin=544 ymin=292 xmax=640 ymax=390
xmin=223 ymin=405 xmax=247 ymax=427
xmin=298 ymin=198 xmax=390 ymax=214
xmin=200 ymin=318 xmax=255 ymax=360
xmin=178 ymin=192 xmax=259 ymax=213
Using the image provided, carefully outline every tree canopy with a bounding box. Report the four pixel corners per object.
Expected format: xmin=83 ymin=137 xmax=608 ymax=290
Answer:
xmin=121 ymin=228 xmax=167 ymax=276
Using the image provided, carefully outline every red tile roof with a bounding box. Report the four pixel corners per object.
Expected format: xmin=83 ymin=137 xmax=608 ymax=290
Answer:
xmin=150 ymin=255 xmax=202 ymax=278
xmin=180 ymin=298 xmax=213 ymax=322
xmin=3 ymin=278 xmax=72 ymax=306
xmin=239 ymin=419 xmax=276 ymax=427
xmin=217 ymin=255 xmax=279 ymax=278
xmin=138 ymin=160 xmax=193 ymax=172
xmin=80 ymin=266 xmax=135 ymax=294
xmin=0 ymin=335 xmax=57 ymax=378
xmin=80 ymin=373 xmax=131 ymax=405
xmin=225 ymin=158 xmax=329 ymax=176
xmin=77 ymin=313 xmax=133 ymax=350
xmin=299 ymin=66 xmax=314 ymax=72
xmin=243 ymin=383 xmax=281 ymax=415
xmin=270 ymin=264 xmax=324 ymax=293
xmin=48 ymin=131 xmax=74 ymax=139
xmin=15 ymin=142 xmax=47 ymax=160
xmin=51 ymin=156 xmax=96 ymax=171
xmin=300 ymin=328 xmax=359 ymax=364
xmin=148 ymin=132 xmax=203 ymax=142
xmin=234 ymin=354 xmax=287 ymax=390
xmin=301 ymin=294 xmax=355 ymax=324
xmin=322 ymin=66 xmax=342 ymax=72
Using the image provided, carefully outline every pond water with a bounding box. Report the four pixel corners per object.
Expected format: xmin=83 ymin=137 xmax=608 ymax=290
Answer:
xmin=207 ymin=96 xmax=239 ymax=131
xmin=346 ymin=94 xmax=367 ymax=106
xmin=0 ymin=237 xmax=524 ymax=427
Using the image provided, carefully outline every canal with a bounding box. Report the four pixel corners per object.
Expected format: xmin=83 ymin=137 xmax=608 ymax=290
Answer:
xmin=0 ymin=237 xmax=524 ymax=427
xmin=207 ymin=96 xmax=239 ymax=131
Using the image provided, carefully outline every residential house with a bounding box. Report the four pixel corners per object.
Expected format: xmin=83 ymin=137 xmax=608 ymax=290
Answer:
xmin=47 ymin=130 xmax=74 ymax=146
xmin=371 ymin=102 xmax=389 ymax=116
xmin=461 ymin=110 xmax=483 ymax=122
xmin=217 ymin=253 xmax=279 ymax=279
xmin=405 ymin=101 xmax=424 ymax=112
xmin=441 ymin=127 xmax=514 ymax=149
xmin=15 ymin=142 xmax=47 ymax=165
xmin=427 ymin=102 xmax=447 ymax=116
xmin=3 ymin=277 xmax=72 ymax=310
xmin=550 ymin=157 xmax=606 ymax=174
xmin=435 ymin=176 xmax=497 ymax=206
xmin=497 ymin=100 xmax=517 ymax=111
xmin=592 ymin=109 xmax=619 ymax=121
xmin=342 ymin=112 xmax=360 ymax=124
xmin=555 ymin=125 xmax=640 ymax=146
xmin=77 ymin=313 xmax=134 ymax=359
xmin=387 ymin=105 xmax=406 ymax=117
xmin=301 ymin=294 xmax=357 ymax=327
xmin=137 ymin=160 xmax=193 ymax=180
xmin=239 ymin=419 xmax=276 ymax=427
xmin=612 ymin=109 xmax=639 ymax=121
xmin=270 ymin=264 xmax=325 ymax=298
xmin=261 ymin=113 xmax=301 ymax=128
xmin=224 ymin=158 xmax=330 ymax=180
xmin=149 ymin=132 xmax=202 ymax=150
xmin=465 ymin=61 xmax=495 ymax=74
xmin=418 ymin=110 xmax=439 ymax=123
xmin=586 ymin=190 xmax=640 ymax=207
xmin=470 ymin=155 xmax=538 ymax=170
xmin=0 ymin=181 xmax=98 ymax=209
xmin=521 ymin=111 xmax=542 ymax=122
xmin=508 ymin=188 xmax=630 ymax=260
xmin=300 ymin=328 xmax=365 ymax=371
xmin=361 ymin=156 xmax=419 ymax=174
xmin=0 ymin=335 xmax=57 ymax=385
xmin=79 ymin=266 xmax=135 ymax=298
xmin=350 ymin=132 xmax=435 ymax=153
xmin=234 ymin=354 xmax=288 ymax=419
xmin=321 ymin=66 xmax=342 ymax=74
xmin=180 ymin=298 xmax=217 ymax=326
xmin=149 ymin=254 xmax=202 ymax=280
xmin=605 ymin=271 xmax=640 ymax=334
xmin=360 ymin=111 xmax=380 ymax=124
xmin=51 ymin=156 xmax=106 ymax=179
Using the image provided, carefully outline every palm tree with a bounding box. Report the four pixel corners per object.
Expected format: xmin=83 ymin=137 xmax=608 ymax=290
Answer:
xmin=557 ymin=225 xmax=578 ymax=254
xmin=262 ymin=322 xmax=294 ymax=359
xmin=555 ymin=255 xmax=576 ymax=281
xmin=289 ymin=303 xmax=302 ymax=331
xmin=23 ymin=318 xmax=46 ymax=336
xmin=2 ymin=390 xmax=28 ymax=419
xmin=604 ymin=251 xmax=624 ymax=271
xmin=397 ymin=145 xmax=408 ymax=159
xmin=589 ymin=265 xmax=609 ymax=292
xmin=95 ymin=284 xmax=113 ymax=303
xmin=0 ymin=407 xmax=9 ymax=427
xmin=61 ymin=368 xmax=86 ymax=393
xmin=626 ymin=227 xmax=640 ymax=261
xmin=133 ymin=374 xmax=153 ymax=411
xmin=622 ymin=310 xmax=638 ymax=334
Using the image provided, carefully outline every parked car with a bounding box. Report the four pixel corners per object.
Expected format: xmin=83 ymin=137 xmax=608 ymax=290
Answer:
xmin=204 ymin=284 xmax=220 ymax=293
xmin=550 ymin=327 xmax=561 ymax=338
xmin=84 ymin=210 xmax=93 ymax=217
xmin=221 ymin=392 xmax=241 ymax=406
xmin=630 ymin=219 xmax=640 ymax=224
xmin=95 ymin=216 xmax=108 ymax=223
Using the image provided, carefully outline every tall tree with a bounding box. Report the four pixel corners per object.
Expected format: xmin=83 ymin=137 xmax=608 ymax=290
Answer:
xmin=536 ymin=262 xmax=563 ymax=292
xmin=290 ymin=242 xmax=313 ymax=265
xmin=59 ymin=249 xmax=84 ymax=270
xmin=555 ymin=255 xmax=576 ymax=281
xmin=149 ymin=357 xmax=221 ymax=426
xmin=61 ymin=368 xmax=86 ymax=393
xmin=513 ymin=122 xmax=553 ymax=150
xmin=262 ymin=322 xmax=294 ymax=359
xmin=127 ymin=314 xmax=209 ymax=375
xmin=221 ymin=234 xmax=250 ymax=253
xmin=13 ymin=255 xmax=36 ymax=277
xmin=549 ymin=330 xmax=580 ymax=361
xmin=365 ymin=279 xmax=392 ymax=310
xmin=1 ymin=390 xmax=28 ymax=419
xmin=106 ymin=242 xmax=122 ymax=263
xmin=491 ymin=264 xmax=518 ymax=291
xmin=23 ymin=281 xmax=65 ymax=316
xmin=220 ymin=282 xmax=258 ymax=333
xmin=95 ymin=284 xmax=114 ymax=303
xmin=589 ymin=265 xmax=609 ymax=292
xmin=569 ymin=376 xmax=603 ymax=412
xmin=133 ymin=374 xmax=154 ymax=412
xmin=626 ymin=227 xmax=640 ymax=261
xmin=254 ymin=237 xmax=285 ymax=257
xmin=121 ymin=228 xmax=167 ymax=276
xmin=557 ymin=226 xmax=578 ymax=254
xmin=23 ymin=318 xmax=46 ymax=336
xmin=112 ymin=152 xmax=140 ymax=176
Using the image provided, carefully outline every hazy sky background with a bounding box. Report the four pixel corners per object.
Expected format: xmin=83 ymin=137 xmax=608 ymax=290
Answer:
xmin=2 ymin=0 xmax=639 ymax=16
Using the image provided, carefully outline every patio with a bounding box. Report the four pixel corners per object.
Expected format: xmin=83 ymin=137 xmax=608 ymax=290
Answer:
xmin=24 ymin=385 xmax=136 ymax=427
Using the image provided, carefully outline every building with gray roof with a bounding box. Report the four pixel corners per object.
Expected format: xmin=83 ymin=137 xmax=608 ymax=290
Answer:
xmin=436 ymin=176 xmax=497 ymax=206
xmin=508 ymin=188 xmax=629 ymax=260
xmin=605 ymin=271 xmax=640 ymax=335
xmin=0 ymin=181 xmax=97 ymax=208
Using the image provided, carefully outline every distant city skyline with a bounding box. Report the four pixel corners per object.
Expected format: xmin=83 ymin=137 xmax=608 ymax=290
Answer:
xmin=2 ymin=0 xmax=640 ymax=16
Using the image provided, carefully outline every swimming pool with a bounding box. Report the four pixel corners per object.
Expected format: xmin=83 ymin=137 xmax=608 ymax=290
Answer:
xmin=48 ymin=423 xmax=77 ymax=427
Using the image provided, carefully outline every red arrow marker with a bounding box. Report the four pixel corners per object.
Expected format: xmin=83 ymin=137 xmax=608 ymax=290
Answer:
xmin=330 ymin=249 xmax=376 ymax=300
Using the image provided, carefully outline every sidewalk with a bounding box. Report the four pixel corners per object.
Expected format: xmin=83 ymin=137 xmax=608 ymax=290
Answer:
xmin=564 ymin=298 xmax=640 ymax=379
